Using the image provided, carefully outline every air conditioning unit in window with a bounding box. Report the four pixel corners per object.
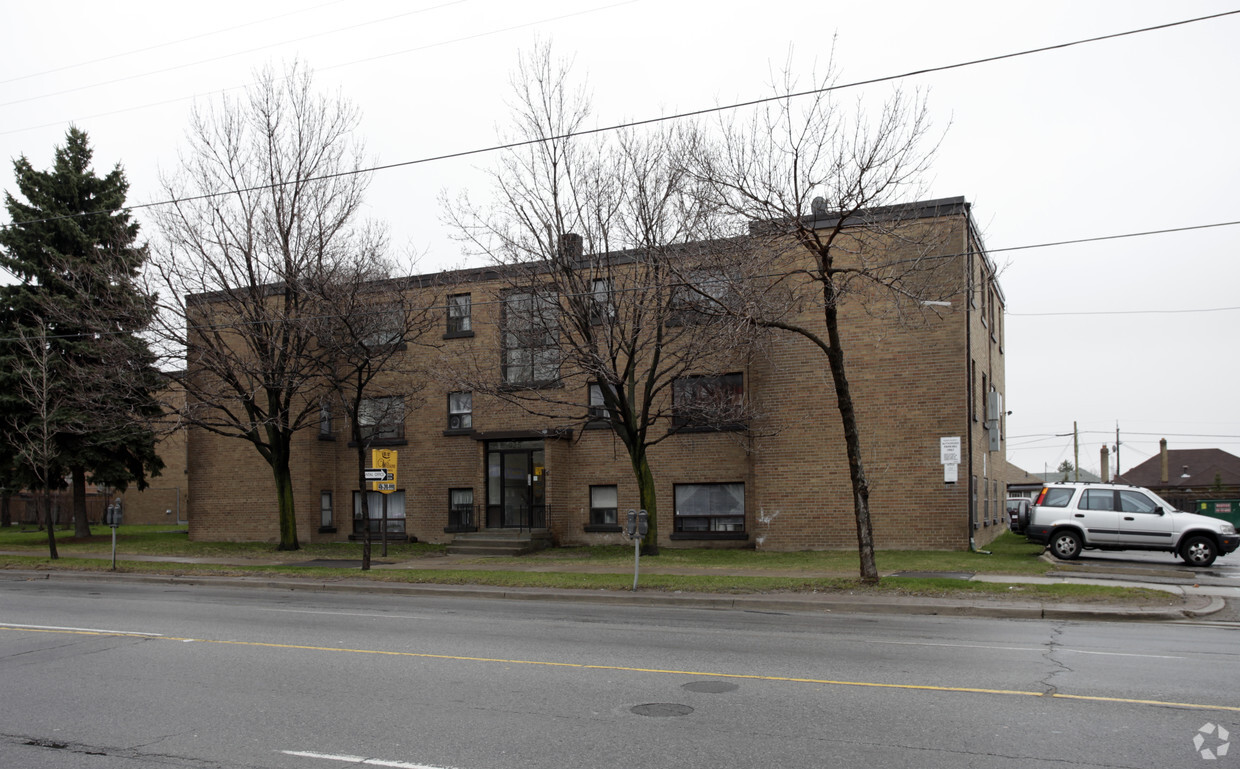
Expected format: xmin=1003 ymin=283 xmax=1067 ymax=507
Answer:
xmin=449 ymin=415 xmax=463 ymax=429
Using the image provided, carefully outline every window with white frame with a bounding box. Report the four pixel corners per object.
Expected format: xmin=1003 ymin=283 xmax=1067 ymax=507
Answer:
xmin=674 ymin=483 xmax=744 ymax=533
xmin=449 ymin=488 xmax=474 ymax=529
xmin=590 ymin=485 xmax=618 ymax=526
xmin=319 ymin=400 xmax=332 ymax=436
xmin=503 ymin=290 xmax=560 ymax=386
xmin=448 ymin=391 xmax=472 ymax=431
xmin=590 ymin=278 xmax=614 ymax=322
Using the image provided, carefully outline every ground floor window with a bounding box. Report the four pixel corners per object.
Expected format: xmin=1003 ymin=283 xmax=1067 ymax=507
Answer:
xmin=590 ymin=485 xmax=618 ymax=526
xmin=320 ymin=490 xmax=334 ymax=531
xmin=352 ymin=490 xmax=406 ymax=534
xmin=673 ymin=483 xmax=744 ymax=533
xmin=449 ymin=488 xmax=475 ymax=531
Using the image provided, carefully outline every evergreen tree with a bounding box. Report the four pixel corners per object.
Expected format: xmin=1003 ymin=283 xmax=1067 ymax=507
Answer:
xmin=0 ymin=127 xmax=163 ymax=543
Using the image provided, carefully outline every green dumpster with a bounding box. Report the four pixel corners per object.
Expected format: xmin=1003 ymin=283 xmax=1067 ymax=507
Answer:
xmin=1196 ymin=499 xmax=1240 ymax=528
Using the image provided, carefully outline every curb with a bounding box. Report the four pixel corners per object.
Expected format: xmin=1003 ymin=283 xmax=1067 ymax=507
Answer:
xmin=1 ymin=569 xmax=1216 ymax=622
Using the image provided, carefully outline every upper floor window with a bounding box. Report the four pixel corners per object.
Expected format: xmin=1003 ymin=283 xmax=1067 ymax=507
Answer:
xmin=671 ymin=270 xmax=732 ymax=323
xmin=446 ymin=293 xmax=472 ymax=337
xmin=448 ymin=391 xmax=472 ymax=431
xmin=361 ymin=306 xmax=404 ymax=349
xmin=319 ymin=399 xmax=332 ymax=437
xmin=590 ymin=278 xmax=614 ymax=323
xmin=673 ymin=373 xmax=744 ymax=428
xmin=503 ymin=290 xmax=559 ymax=387
xmin=588 ymin=382 xmax=612 ymax=420
xmin=356 ymin=396 xmax=405 ymax=443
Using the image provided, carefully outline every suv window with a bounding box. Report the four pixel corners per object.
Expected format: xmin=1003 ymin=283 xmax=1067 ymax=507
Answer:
xmin=1081 ymin=489 xmax=1115 ymax=511
xmin=1041 ymin=487 xmax=1075 ymax=507
xmin=1118 ymin=490 xmax=1158 ymax=513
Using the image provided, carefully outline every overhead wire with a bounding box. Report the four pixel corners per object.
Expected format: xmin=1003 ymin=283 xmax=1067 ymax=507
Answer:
xmin=2 ymin=8 xmax=1237 ymax=229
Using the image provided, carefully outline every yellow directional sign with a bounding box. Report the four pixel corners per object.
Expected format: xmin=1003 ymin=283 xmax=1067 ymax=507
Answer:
xmin=371 ymin=449 xmax=398 ymax=494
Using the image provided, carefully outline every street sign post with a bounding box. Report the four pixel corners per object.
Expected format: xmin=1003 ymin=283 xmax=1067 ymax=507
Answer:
xmin=370 ymin=450 xmax=398 ymax=494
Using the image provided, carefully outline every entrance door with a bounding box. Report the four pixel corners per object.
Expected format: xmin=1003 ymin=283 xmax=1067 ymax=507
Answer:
xmin=487 ymin=440 xmax=545 ymax=529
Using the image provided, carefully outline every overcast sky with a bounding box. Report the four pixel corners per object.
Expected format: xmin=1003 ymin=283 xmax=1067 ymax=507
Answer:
xmin=3 ymin=0 xmax=1238 ymax=480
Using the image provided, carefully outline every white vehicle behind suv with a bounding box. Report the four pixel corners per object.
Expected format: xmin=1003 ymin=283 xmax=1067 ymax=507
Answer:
xmin=1025 ymin=482 xmax=1239 ymax=567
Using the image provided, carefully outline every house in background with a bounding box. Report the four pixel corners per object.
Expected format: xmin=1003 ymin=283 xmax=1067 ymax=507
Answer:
xmin=1117 ymin=441 xmax=1240 ymax=512
xmin=183 ymin=197 xmax=1010 ymax=552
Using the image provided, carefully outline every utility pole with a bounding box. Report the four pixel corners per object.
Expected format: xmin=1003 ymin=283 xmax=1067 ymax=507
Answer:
xmin=1114 ymin=423 xmax=1121 ymax=477
xmin=1073 ymin=421 xmax=1080 ymax=482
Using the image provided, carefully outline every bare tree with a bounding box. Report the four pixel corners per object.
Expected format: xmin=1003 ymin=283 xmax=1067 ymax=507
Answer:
xmin=444 ymin=46 xmax=759 ymax=554
xmin=688 ymin=62 xmax=948 ymax=582
xmin=310 ymin=252 xmax=436 ymax=568
xmin=151 ymin=61 xmax=380 ymax=550
xmin=4 ymin=320 xmax=83 ymax=557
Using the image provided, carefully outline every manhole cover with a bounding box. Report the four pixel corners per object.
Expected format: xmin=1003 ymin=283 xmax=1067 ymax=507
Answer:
xmin=630 ymin=703 xmax=694 ymax=717
xmin=890 ymin=571 xmax=973 ymax=580
xmin=682 ymin=680 xmax=739 ymax=694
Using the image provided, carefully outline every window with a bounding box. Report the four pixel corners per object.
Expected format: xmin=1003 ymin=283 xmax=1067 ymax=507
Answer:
xmin=1118 ymin=490 xmax=1158 ymax=514
xmin=448 ymin=488 xmax=475 ymax=530
xmin=319 ymin=400 xmax=332 ymax=437
xmin=673 ymin=373 xmax=744 ymax=428
xmin=1082 ymin=489 xmax=1116 ymax=511
xmin=588 ymin=382 xmax=611 ymax=420
xmin=503 ymin=290 xmax=559 ymax=386
xmin=356 ymin=396 xmax=405 ymax=442
xmin=671 ymin=270 xmax=732 ymax=323
xmin=352 ymin=490 xmax=405 ymax=535
xmin=446 ymin=293 xmax=472 ymax=336
xmin=320 ymin=491 xmax=333 ymax=529
xmin=674 ymin=483 xmax=744 ymax=533
xmin=448 ymin=392 xmax=472 ymax=431
xmin=1041 ymin=487 xmax=1075 ymax=508
xmin=590 ymin=485 xmax=618 ymax=526
xmin=590 ymin=278 xmax=614 ymax=323
xmin=361 ymin=306 xmax=404 ymax=349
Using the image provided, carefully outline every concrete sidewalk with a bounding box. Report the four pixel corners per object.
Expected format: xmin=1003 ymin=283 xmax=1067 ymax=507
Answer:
xmin=0 ymin=549 xmax=1230 ymax=622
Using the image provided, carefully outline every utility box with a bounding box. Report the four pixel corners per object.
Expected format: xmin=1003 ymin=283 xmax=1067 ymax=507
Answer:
xmin=1196 ymin=499 xmax=1240 ymax=528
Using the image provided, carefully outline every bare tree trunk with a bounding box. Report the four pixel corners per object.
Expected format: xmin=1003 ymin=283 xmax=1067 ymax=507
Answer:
xmin=43 ymin=488 xmax=58 ymax=559
xmin=822 ymin=293 xmax=878 ymax=583
xmin=71 ymin=465 xmax=91 ymax=538
xmin=1 ymin=490 xmax=10 ymax=528
xmin=271 ymin=447 xmax=299 ymax=551
xmin=628 ymin=448 xmax=659 ymax=556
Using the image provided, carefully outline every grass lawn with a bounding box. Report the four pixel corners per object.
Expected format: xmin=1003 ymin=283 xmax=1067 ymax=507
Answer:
xmin=0 ymin=525 xmax=1161 ymax=602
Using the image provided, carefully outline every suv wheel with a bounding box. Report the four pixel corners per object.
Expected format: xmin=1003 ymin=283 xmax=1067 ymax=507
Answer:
xmin=1180 ymin=536 xmax=1218 ymax=568
xmin=1049 ymin=530 xmax=1083 ymax=560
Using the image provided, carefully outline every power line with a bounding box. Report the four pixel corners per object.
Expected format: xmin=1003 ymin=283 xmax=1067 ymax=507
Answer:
xmin=3 ymin=8 xmax=1237 ymax=229
xmin=0 ymin=1 xmax=468 ymax=109
xmin=0 ymin=0 xmax=639 ymax=138
xmin=0 ymin=0 xmax=350 ymax=86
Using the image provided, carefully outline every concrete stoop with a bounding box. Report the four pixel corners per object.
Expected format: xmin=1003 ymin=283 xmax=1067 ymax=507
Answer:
xmin=446 ymin=530 xmax=553 ymax=557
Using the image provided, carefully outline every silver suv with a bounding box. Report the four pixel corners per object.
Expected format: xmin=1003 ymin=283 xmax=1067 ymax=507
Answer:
xmin=1025 ymin=482 xmax=1238 ymax=567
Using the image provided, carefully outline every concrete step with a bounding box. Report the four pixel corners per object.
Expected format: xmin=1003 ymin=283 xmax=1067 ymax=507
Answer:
xmin=447 ymin=530 xmax=551 ymax=556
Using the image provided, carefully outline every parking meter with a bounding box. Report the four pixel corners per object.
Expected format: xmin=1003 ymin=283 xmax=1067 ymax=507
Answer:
xmin=626 ymin=509 xmax=649 ymax=591
xmin=625 ymin=509 xmax=637 ymax=538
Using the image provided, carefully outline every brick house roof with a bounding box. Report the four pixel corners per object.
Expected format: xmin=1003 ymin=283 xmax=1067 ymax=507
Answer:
xmin=1117 ymin=448 xmax=1240 ymax=489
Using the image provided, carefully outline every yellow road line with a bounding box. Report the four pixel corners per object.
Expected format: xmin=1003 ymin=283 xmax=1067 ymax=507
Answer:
xmin=5 ymin=624 xmax=1238 ymax=713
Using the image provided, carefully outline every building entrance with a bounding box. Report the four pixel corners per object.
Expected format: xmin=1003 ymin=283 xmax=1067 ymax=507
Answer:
xmin=486 ymin=440 xmax=545 ymax=529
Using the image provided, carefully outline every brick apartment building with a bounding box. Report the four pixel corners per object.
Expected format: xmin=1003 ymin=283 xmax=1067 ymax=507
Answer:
xmin=184 ymin=196 xmax=1009 ymax=551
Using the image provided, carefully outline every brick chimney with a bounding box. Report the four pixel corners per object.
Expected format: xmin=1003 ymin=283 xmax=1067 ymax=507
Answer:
xmin=1100 ymin=445 xmax=1110 ymax=482
xmin=558 ymin=232 xmax=583 ymax=262
xmin=1160 ymin=438 xmax=1169 ymax=484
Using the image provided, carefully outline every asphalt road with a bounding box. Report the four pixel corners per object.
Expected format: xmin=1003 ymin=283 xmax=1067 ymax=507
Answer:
xmin=1 ymin=577 xmax=1238 ymax=768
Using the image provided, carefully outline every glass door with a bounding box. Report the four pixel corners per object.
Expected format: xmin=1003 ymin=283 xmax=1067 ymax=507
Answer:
xmin=487 ymin=440 xmax=546 ymax=529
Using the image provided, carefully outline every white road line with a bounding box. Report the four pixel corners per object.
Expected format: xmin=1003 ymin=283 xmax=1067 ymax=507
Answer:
xmin=281 ymin=750 xmax=461 ymax=769
xmin=0 ymin=622 xmax=162 ymax=636
xmin=272 ymin=609 xmax=431 ymax=621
